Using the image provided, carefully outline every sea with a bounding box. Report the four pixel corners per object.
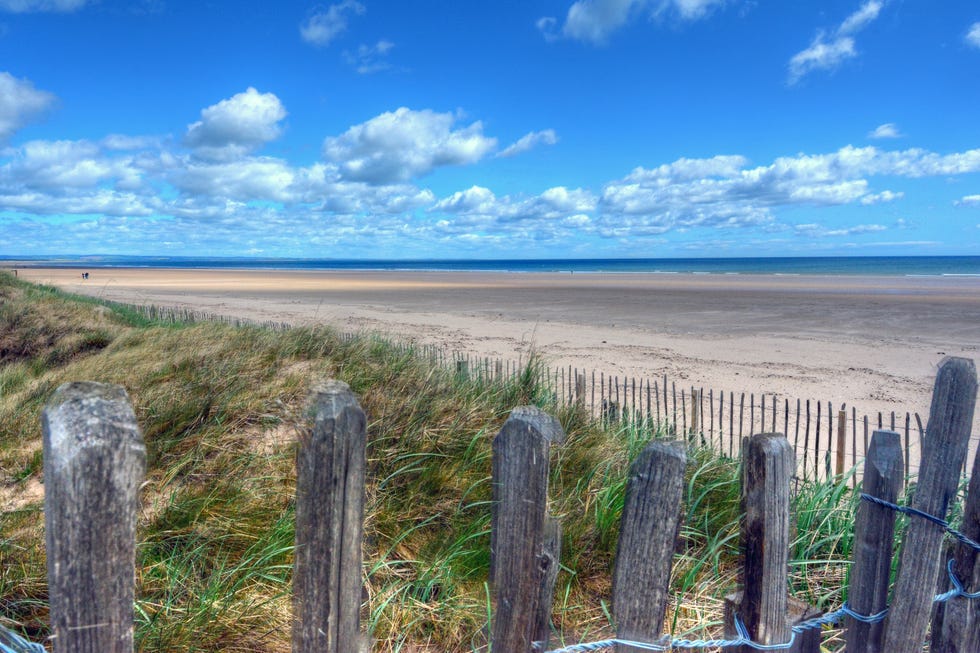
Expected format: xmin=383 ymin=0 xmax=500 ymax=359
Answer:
xmin=3 ymin=255 xmax=980 ymax=277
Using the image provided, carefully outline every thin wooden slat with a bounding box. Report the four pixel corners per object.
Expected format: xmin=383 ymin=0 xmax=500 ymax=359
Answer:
xmin=882 ymin=358 xmax=977 ymax=653
xmin=613 ymin=441 xmax=687 ymax=653
xmin=815 ymin=401 xmax=822 ymax=480
xmin=760 ymin=394 xmax=766 ymax=435
xmin=738 ymin=393 xmax=745 ymax=441
xmin=771 ymin=395 xmax=777 ymax=433
xmin=803 ymin=400 xmax=811 ymax=481
xmin=672 ymin=382 xmax=678 ymax=435
xmin=729 ymin=392 xmax=734 ymax=457
xmin=654 ymin=381 xmax=661 ymax=422
xmin=794 ymin=399 xmax=801 ymax=458
xmin=709 ymin=389 xmax=715 ymax=445
xmin=43 ymin=382 xmax=146 ymax=653
xmin=783 ymin=398 xmax=789 ymax=447
xmin=835 ymin=410 xmax=847 ymax=477
xmin=851 ymin=407 xmax=858 ymax=488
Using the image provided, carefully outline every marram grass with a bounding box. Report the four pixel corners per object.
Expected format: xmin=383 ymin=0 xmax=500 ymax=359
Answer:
xmin=0 ymin=271 xmax=862 ymax=651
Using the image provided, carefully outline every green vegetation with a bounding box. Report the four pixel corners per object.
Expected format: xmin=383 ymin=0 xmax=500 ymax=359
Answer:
xmin=0 ymin=271 xmax=858 ymax=652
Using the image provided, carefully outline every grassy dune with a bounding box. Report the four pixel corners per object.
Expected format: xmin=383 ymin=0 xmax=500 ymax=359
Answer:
xmin=0 ymin=271 xmax=859 ymax=652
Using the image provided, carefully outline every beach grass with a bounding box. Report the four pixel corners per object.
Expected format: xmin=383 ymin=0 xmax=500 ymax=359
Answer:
xmin=0 ymin=270 xmax=862 ymax=651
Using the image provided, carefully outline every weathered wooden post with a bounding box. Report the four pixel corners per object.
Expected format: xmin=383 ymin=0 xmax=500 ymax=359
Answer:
xmin=612 ymin=441 xmax=686 ymax=652
xmin=882 ymin=357 xmax=977 ymax=653
xmin=456 ymin=358 xmax=469 ymax=379
xmin=846 ymin=430 xmax=904 ymax=653
xmin=930 ymin=358 xmax=980 ymax=653
xmin=42 ymin=382 xmax=146 ymax=653
xmin=725 ymin=433 xmax=819 ymax=653
xmin=292 ymin=380 xmax=367 ymax=653
xmin=490 ymin=407 xmax=565 ymax=653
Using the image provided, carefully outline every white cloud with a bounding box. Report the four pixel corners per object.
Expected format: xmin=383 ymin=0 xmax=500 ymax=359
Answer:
xmin=323 ymin=107 xmax=497 ymax=183
xmin=788 ymin=1 xmax=884 ymax=84
xmin=0 ymin=0 xmax=86 ymax=12
xmin=300 ymin=1 xmax=364 ymax=47
xmin=598 ymin=145 xmax=980 ymax=236
xmin=967 ymin=22 xmax=980 ymax=49
xmin=343 ymin=39 xmax=394 ymax=74
xmin=561 ymin=0 xmax=639 ymax=44
xmin=538 ymin=0 xmax=728 ymax=44
xmin=956 ymin=194 xmax=980 ymax=207
xmin=185 ymin=87 xmax=286 ymax=160
xmin=655 ymin=0 xmax=728 ymax=21
xmin=860 ymin=189 xmax=903 ymax=204
xmin=838 ymin=0 xmax=883 ymax=35
xmin=0 ymin=139 xmax=142 ymax=191
xmin=497 ymin=129 xmax=558 ymax=158
xmin=0 ymin=72 xmax=56 ymax=141
xmin=868 ymin=123 xmax=900 ymax=139
xmin=792 ymin=223 xmax=886 ymax=237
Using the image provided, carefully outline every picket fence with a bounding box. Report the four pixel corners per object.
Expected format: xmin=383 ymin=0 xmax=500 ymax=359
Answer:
xmin=1 ymin=355 xmax=978 ymax=652
xmin=117 ymin=301 xmax=938 ymax=482
xmin=447 ymin=350 xmax=932 ymax=483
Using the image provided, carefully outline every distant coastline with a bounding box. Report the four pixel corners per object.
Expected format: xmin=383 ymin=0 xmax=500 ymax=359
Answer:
xmin=3 ymin=255 xmax=980 ymax=277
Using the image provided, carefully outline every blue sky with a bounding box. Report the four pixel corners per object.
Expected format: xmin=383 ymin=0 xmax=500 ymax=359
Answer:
xmin=1 ymin=0 xmax=979 ymax=259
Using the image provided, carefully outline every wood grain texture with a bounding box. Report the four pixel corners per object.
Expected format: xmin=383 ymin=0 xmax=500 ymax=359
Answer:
xmin=612 ymin=440 xmax=686 ymax=653
xmin=42 ymin=382 xmax=146 ymax=653
xmin=930 ymin=358 xmax=980 ymax=653
xmin=883 ymin=357 xmax=977 ymax=653
xmin=292 ymin=380 xmax=367 ymax=653
xmin=846 ymin=430 xmax=904 ymax=653
xmin=727 ymin=433 xmax=794 ymax=652
xmin=490 ymin=406 xmax=563 ymax=653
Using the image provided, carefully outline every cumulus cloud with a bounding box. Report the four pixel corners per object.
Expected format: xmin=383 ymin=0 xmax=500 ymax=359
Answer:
xmin=185 ymin=87 xmax=286 ymax=160
xmin=300 ymin=0 xmax=364 ymax=47
xmin=956 ymin=194 xmax=980 ymax=207
xmin=343 ymin=39 xmax=394 ymax=74
xmin=538 ymin=0 xmax=728 ymax=44
xmin=0 ymin=0 xmax=86 ymax=12
xmin=868 ymin=123 xmax=900 ymax=139
xmin=598 ymin=145 xmax=980 ymax=236
xmin=497 ymin=129 xmax=558 ymax=158
xmin=788 ymin=1 xmax=884 ymax=84
xmin=0 ymin=139 xmax=143 ymax=192
xmin=0 ymin=72 xmax=56 ymax=141
xmin=323 ymin=107 xmax=496 ymax=183
xmin=967 ymin=22 xmax=980 ymax=49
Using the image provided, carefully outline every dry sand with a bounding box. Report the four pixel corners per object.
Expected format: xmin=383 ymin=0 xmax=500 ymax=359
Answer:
xmin=14 ymin=266 xmax=980 ymax=440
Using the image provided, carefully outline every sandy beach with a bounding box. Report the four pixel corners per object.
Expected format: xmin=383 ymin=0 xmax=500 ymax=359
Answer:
xmin=13 ymin=266 xmax=980 ymax=440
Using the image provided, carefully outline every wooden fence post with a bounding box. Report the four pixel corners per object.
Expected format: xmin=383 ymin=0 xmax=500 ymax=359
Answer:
xmin=846 ymin=430 xmax=904 ymax=653
xmin=42 ymin=382 xmax=146 ymax=653
xmin=491 ymin=407 xmax=565 ymax=653
xmin=612 ymin=441 xmax=687 ymax=652
xmin=292 ymin=380 xmax=368 ymax=653
xmin=725 ymin=433 xmax=818 ymax=653
xmin=882 ymin=357 xmax=977 ymax=653
xmin=930 ymin=358 xmax=980 ymax=653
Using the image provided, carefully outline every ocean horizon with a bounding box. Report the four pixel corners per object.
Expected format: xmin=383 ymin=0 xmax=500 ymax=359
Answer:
xmin=3 ymin=254 xmax=980 ymax=277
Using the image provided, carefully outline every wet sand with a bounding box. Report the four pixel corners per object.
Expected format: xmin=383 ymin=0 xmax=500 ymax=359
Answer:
xmin=14 ymin=266 xmax=980 ymax=440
